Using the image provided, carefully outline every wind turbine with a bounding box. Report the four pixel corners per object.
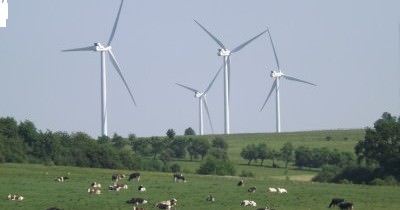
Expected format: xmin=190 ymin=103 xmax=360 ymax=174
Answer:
xmin=260 ymin=29 xmax=316 ymax=133
xmin=194 ymin=19 xmax=267 ymax=134
xmin=62 ymin=0 xmax=136 ymax=137
xmin=176 ymin=65 xmax=223 ymax=135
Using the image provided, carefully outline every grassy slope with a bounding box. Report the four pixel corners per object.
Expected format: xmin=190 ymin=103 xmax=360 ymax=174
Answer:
xmin=4 ymin=129 xmax=397 ymax=210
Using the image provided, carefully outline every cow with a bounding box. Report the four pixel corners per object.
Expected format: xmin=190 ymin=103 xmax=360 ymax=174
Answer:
xmin=173 ymin=173 xmax=186 ymax=182
xmin=240 ymin=200 xmax=257 ymax=207
xmin=91 ymin=181 xmax=101 ymax=188
xmin=55 ymin=176 xmax=69 ymax=182
xmin=126 ymin=197 xmax=148 ymax=205
xmin=248 ymin=186 xmax=257 ymax=193
xmin=257 ymin=207 xmax=275 ymax=210
xmin=156 ymin=203 xmax=172 ymax=210
xmin=277 ymin=187 xmax=287 ymax=193
xmin=237 ymin=179 xmax=244 ymax=186
xmin=268 ymin=187 xmax=277 ymax=193
xmin=328 ymin=198 xmax=345 ymax=208
xmin=128 ymin=173 xmax=141 ymax=182
xmin=138 ymin=185 xmax=146 ymax=192
xmin=206 ymin=194 xmax=215 ymax=202
xmin=338 ymin=202 xmax=354 ymax=210
xmin=88 ymin=188 xmax=101 ymax=194
xmin=112 ymin=174 xmax=125 ymax=182
xmin=7 ymin=194 xmax=24 ymax=201
xmin=109 ymin=183 xmax=128 ymax=191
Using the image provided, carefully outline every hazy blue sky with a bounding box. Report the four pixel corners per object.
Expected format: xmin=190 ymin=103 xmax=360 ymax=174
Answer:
xmin=1 ymin=0 xmax=399 ymax=137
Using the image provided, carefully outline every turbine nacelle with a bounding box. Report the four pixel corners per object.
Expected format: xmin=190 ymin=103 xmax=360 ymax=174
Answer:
xmin=270 ymin=70 xmax=284 ymax=78
xmin=94 ymin=43 xmax=111 ymax=52
xmin=218 ymin=48 xmax=231 ymax=56
xmin=194 ymin=92 xmax=203 ymax=98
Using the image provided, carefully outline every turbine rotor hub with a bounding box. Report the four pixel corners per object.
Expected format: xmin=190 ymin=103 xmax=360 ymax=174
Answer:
xmin=270 ymin=71 xmax=283 ymax=78
xmin=218 ymin=48 xmax=231 ymax=56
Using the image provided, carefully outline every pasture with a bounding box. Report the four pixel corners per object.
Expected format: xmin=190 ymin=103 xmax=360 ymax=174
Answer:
xmin=1 ymin=163 xmax=400 ymax=210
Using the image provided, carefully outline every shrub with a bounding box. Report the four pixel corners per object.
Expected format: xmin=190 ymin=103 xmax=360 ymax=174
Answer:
xmin=239 ymin=170 xmax=255 ymax=177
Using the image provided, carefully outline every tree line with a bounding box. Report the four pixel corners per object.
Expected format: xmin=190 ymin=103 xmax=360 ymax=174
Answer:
xmin=0 ymin=117 xmax=233 ymax=174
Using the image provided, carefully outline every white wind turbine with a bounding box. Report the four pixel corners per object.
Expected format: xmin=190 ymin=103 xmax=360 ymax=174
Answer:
xmin=62 ymin=0 xmax=136 ymax=137
xmin=194 ymin=20 xmax=267 ymax=134
xmin=176 ymin=65 xmax=223 ymax=135
xmin=260 ymin=29 xmax=316 ymax=133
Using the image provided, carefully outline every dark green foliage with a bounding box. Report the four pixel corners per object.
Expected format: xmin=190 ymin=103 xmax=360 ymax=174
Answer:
xmin=166 ymin=128 xmax=176 ymax=139
xmin=184 ymin=127 xmax=196 ymax=135
xmin=295 ymin=146 xmax=355 ymax=168
xmin=197 ymin=157 xmax=236 ymax=176
xmin=240 ymin=144 xmax=258 ymax=165
xmin=169 ymin=137 xmax=187 ymax=158
xmin=280 ymin=142 xmax=294 ymax=168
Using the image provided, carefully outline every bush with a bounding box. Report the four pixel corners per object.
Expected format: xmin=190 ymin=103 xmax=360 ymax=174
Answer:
xmin=240 ymin=170 xmax=255 ymax=177
xmin=197 ymin=157 xmax=236 ymax=176
xmin=170 ymin=163 xmax=181 ymax=173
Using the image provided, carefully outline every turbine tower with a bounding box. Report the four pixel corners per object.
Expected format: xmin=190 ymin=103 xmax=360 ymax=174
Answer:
xmin=176 ymin=65 xmax=222 ymax=135
xmin=194 ymin=20 xmax=267 ymax=134
xmin=62 ymin=0 xmax=136 ymax=137
xmin=260 ymin=29 xmax=316 ymax=133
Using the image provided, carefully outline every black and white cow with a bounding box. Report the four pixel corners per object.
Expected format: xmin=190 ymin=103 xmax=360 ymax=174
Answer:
xmin=237 ymin=179 xmax=244 ymax=186
xmin=328 ymin=198 xmax=345 ymax=208
xmin=111 ymin=174 xmax=125 ymax=182
xmin=173 ymin=173 xmax=186 ymax=182
xmin=128 ymin=173 xmax=141 ymax=182
xmin=338 ymin=202 xmax=354 ymax=210
xmin=7 ymin=194 xmax=24 ymax=201
xmin=240 ymin=200 xmax=257 ymax=206
xmin=126 ymin=197 xmax=148 ymax=205
xmin=156 ymin=203 xmax=172 ymax=210
xmin=248 ymin=186 xmax=257 ymax=193
xmin=55 ymin=176 xmax=69 ymax=182
xmin=156 ymin=198 xmax=177 ymax=210
xmin=206 ymin=194 xmax=215 ymax=202
xmin=138 ymin=185 xmax=146 ymax=192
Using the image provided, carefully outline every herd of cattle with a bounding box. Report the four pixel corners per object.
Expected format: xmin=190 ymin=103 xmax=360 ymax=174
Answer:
xmin=6 ymin=173 xmax=354 ymax=210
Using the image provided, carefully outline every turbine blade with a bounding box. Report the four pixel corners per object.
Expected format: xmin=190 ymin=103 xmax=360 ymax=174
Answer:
xmin=108 ymin=0 xmax=124 ymax=46
xmin=260 ymin=80 xmax=277 ymax=111
xmin=176 ymin=83 xmax=200 ymax=93
xmin=204 ymin=63 xmax=223 ymax=94
xmin=62 ymin=46 xmax=96 ymax=52
xmin=108 ymin=50 xmax=137 ymax=106
xmin=194 ymin=19 xmax=226 ymax=49
xmin=231 ymin=29 xmax=267 ymax=53
xmin=283 ymin=75 xmax=316 ymax=86
xmin=202 ymin=96 xmax=214 ymax=134
xmin=267 ymin=28 xmax=280 ymax=70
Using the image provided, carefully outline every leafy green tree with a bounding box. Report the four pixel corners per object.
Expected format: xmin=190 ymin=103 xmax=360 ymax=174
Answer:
xmin=280 ymin=142 xmax=294 ymax=169
xmin=169 ymin=137 xmax=187 ymax=158
xmin=166 ymin=129 xmax=176 ymax=139
xmin=0 ymin=117 xmax=18 ymax=138
xmin=150 ymin=137 xmax=165 ymax=160
xmin=18 ymin=120 xmax=38 ymax=146
xmin=112 ymin=133 xmax=128 ymax=149
xmin=355 ymin=112 xmax=400 ymax=177
xmin=184 ymin=127 xmax=196 ymax=135
xmin=257 ymin=143 xmax=268 ymax=166
xmin=197 ymin=157 xmax=236 ymax=176
xmin=240 ymin=144 xmax=258 ymax=165
xmin=132 ymin=138 xmax=152 ymax=156
xmin=211 ymin=137 xmax=228 ymax=150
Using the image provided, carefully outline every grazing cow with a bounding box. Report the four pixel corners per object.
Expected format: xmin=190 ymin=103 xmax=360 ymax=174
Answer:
xmin=109 ymin=183 xmax=128 ymax=191
xmin=7 ymin=194 xmax=24 ymax=201
xmin=328 ymin=198 xmax=345 ymax=208
xmin=91 ymin=181 xmax=101 ymax=188
xmin=55 ymin=176 xmax=69 ymax=182
xmin=268 ymin=187 xmax=277 ymax=193
xmin=87 ymin=188 xmax=101 ymax=194
xmin=257 ymin=207 xmax=275 ymax=210
xmin=156 ymin=203 xmax=172 ymax=210
xmin=240 ymin=200 xmax=257 ymax=207
xmin=112 ymin=174 xmax=125 ymax=182
xmin=128 ymin=173 xmax=141 ymax=182
xmin=248 ymin=186 xmax=257 ymax=193
xmin=237 ymin=179 xmax=244 ymax=186
xmin=138 ymin=185 xmax=146 ymax=192
xmin=277 ymin=187 xmax=287 ymax=193
xmin=206 ymin=194 xmax=215 ymax=202
xmin=173 ymin=173 xmax=186 ymax=182
xmin=126 ymin=197 xmax=148 ymax=205
xmin=338 ymin=202 xmax=354 ymax=210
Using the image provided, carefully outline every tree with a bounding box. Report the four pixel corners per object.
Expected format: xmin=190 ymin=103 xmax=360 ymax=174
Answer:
xmin=184 ymin=127 xmax=196 ymax=136
xmin=169 ymin=137 xmax=187 ymax=158
xmin=0 ymin=117 xmax=18 ymax=138
xmin=166 ymin=129 xmax=176 ymax=139
xmin=257 ymin=143 xmax=268 ymax=166
xmin=355 ymin=112 xmax=400 ymax=177
xmin=150 ymin=137 xmax=165 ymax=160
xmin=280 ymin=142 xmax=294 ymax=169
xmin=240 ymin=144 xmax=258 ymax=165
xmin=211 ymin=137 xmax=228 ymax=150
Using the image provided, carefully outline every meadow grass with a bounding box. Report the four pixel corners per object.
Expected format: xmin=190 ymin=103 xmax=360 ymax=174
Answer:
xmin=1 ymin=163 xmax=399 ymax=210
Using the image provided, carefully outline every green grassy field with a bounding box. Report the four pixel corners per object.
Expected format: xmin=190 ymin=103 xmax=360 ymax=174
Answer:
xmin=3 ymin=129 xmax=398 ymax=210
xmin=1 ymin=163 xmax=399 ymax=210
